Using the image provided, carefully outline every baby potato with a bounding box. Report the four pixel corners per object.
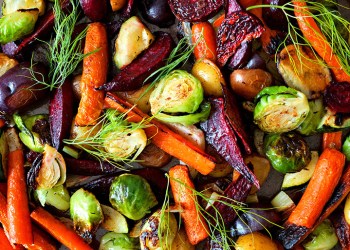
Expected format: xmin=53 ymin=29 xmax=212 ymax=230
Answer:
xmin=230 ymin=69 xmax=272 ymax=100
xmin=235 ymin=232 xmax=279 ymax=250
xmin=191 ymin=59 xmax=226 ymax=97
xmin=110 ymin=0 xmax=127 ymax=11
xmin=0 ymin=53 xmax=18 ymax=77
xmin=244 ymin=154 xmax=271 ymax=194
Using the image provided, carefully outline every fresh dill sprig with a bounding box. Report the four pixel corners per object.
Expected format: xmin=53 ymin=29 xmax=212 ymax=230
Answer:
xmin=247 ymin=0 xmax=350 ymax=75
xmin=32 ymin=0 xmax=89 ymax=90
xmin=63 ymin=109 xmax=150 ymax=169
xmin=159 ymin=175 xmax=282 ymax=249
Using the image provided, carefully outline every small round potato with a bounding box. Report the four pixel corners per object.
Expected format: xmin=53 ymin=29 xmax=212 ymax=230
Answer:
xmin=235 ymin=232 xmax=279 ymax=250
xmin=116 ymin=84 xmax=153 ymax=113
xmin=110 ymin=0 xmax=127 ymax=11
xmin=230 ymin=69 xmax=272 ymax=100
xmin=191 ymin=59 xmax=226 ymax=97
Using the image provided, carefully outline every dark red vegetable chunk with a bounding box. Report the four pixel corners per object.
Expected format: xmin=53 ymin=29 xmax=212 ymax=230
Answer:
xmin=99 ymin=32 xmax=174 ymax=92
xmin=167 ymin=0 xmax=223 ymax=22
xmin=262 ymin=0 xmax=289 ymax=31
xmin=49 ymin=79 xmax=74 ymax=150
xmin=324 ymin=81 xmax=350 ymax=113
xmin=217 ymin=10 xmax=264 ymax=67
xmin=65 ymin=158 xmax=121 ymax=176
xmin=80 ymin=0 xmax=107 ymax=21
xmin=140 ymin=0 xmax=175 ymax=27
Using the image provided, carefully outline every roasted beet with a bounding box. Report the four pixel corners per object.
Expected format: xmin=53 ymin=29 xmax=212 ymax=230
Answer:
xmin=0 ymin=62 xmax=48 ymax=114
xmin=99 ymin=32 xmax=174 ymax=92
xmin=137 ymin=143 xmax=172 ymax=168
xmin=226 ymin=42 xmax=252 ymax=71
xmin=216 ymin=11 xmax=264 ymax=67
xmin=245 ymin=53 xmax=266 ymax=70
xmin=167 ymin=0 xmax=224 ymax=22
xmin=49 ymin=79 xmax=74 ymax=150
xmin=80 ymin=0 xmax=107 ymax=21
xmin=324 ymin=82 xmax=350 ymax=113
xmin=262 ymin=0 xmax=289 ymax=32
xmin=107 ymin=0 xmax=135 ymax=37
xmin=65 ymin=158 xmax=121 ymax=176
xmin=139 ymin=0 xmax=175 ymax=27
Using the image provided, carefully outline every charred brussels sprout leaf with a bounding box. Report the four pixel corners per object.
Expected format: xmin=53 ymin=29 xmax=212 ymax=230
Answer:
xmin=254 ymin=86 xmax=309 ymax=133
xmin=99 ymin=232 xmax=139 ymax=250
xmin=0 ymin=9 xmax=39 ymax=44
xmin=264 ymin=132 xmax=311 ymax=174
xmin=109 ymin=174 xmax=158 ymax=220
xmin=150 ymin=70 xmax=204 ymax=115
xmin=297 ymin=99 xmax=325 ymax=136
xmin=2 ymin=0 xmax=46 ymax=16
xmin=70 ymin=188 xmax=104 ymax=242
xmin=302 ymin=219 xmax=338 ymax=250
xmin=34 ymin=184 xmax=70 ymax=212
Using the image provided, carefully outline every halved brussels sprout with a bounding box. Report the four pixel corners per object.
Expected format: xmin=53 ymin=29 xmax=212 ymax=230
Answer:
xmin=302 ymin=219 xmax=338 ymax=250
xmin=318 ymin=108 xmax=350 ymax=130
xmin=264 ymin=132 xmax=311 ymax=174
xmin=99 ymin=232 xmax=139 ymax=250
xmin=34 ymin=184 xmax=70 ymax=212
xmin=103 ymin=128 xmax=147 ymax=159
xmin=13 ymin=113 xmax=49 ymax=153
xmin=150 ymin=70 xmax=204 ymax=115
xmin=36 ymin=144 xmax=66 ymax=189
xmin=0 ymin=53 xmax=18 ymax=77
xmin=70 ymin=188 xmax=104 ymax=243
xmin=2 ymin=0 xmax=46 ymax=16
xmin=0 ymin=9 xmax=39 ymax=44
xmin=109 ymin=174 xmax=158 ymax=220
xmin=297 ymin=99 xmax=325 ymax=136
xmin=343 ymin=135 xmax=350 ymax=161
xmin=140 ymin=210 xmax=178 ymax=250
xmin=254 ymin=86 xmax=310 ymax=133
xmin=101 ymin=204 xmax=129 ymax=233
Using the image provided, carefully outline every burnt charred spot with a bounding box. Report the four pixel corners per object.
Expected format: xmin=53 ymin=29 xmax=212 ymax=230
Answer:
xmin=32 ymin=118 xmax=52 ymax=146
xmin=277 ymin=224 xmax=309 ymax=249
xmin=140 ymin=215 xmax=160 ymax=248
xmin=330 ymin=208 xmax=350 ymax=249
xmin=27 ymin=154 xmax=43 ymax=190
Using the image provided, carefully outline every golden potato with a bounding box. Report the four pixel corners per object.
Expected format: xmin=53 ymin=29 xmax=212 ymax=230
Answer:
xmin=244 ymin=154 xmax=271 ymax=194
xmin=191 ymin=59 xmax=226 ymax=97
xmin=0 ymin=53 xmax=18 ymax=77
xmin=171 ymin=228 xmax=195 ymax=250
xmin=235 ymin=232 xmax=278 ymax=250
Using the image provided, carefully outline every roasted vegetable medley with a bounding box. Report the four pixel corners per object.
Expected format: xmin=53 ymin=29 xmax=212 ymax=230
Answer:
xmin=1 ymin=0 xmax=350 ymax=249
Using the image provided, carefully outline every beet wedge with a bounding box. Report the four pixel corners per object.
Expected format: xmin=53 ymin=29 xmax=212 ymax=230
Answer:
xmin=330 ymin=207 xmax=350 ymax=249
xmin=217 ymin=10 xmax=264 ymax=67
xmin=168 ymin=0 xmax=224 ymax=22
xmin=99 ymin=32 xmax=174 ymax=92
xmin=200 ymin=96 xmax=258 ymax=187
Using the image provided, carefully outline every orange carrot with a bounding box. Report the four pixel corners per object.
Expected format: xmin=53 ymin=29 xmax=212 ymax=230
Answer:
xmin=212 ymin=13 xmax=225 ymax=30
xmin=104 ymin=93 xmax=216 ymax=175
xmin=322 ymin=131 xmax=342 ymax=151
xmin=30 ymin=207 xmax=92 ymax=250
xmin=286 ymin=148 xmax=345 ymax=228
xmin=7 ymin=149 xmax=32 ymax=245
xmin=75 ymin=22 xmax=108 ymax=126
xmin=0 ymin=182 xmax=7 ymax=195
xmin=0 ymin=227 xmax=14 ymax=250
xmin=293 ymin=0 xmax=350 ymax=83
xmin=169 ymin=165 xmax=209 ymax=245
xmin=192 ymin=22 xmax=217 ymax=62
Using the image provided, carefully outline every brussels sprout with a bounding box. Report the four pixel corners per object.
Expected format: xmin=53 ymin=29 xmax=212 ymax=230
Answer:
xmin=254 ymin=86 xmax=309 ymax=133
xmin=155 ymin=101 xmax=211 ymax=125
xmin=0 ymin=9 xmax=39 ymax=44
xmin=13 ymin=113 xmax=50 ymax=153
xmin=150 ymin=70 xmax=204 ymax=115
xmin=2 ymin=0 xmax=46 ymax=16
xmin=302 ymin=219 xmax=338 ymax=250
xmin=297 ymin=99 xmax=325 ymax=136
xmin=264 ymin=132 xmax=311 ymax=173
xmin=34 ymin=184 xmax=70 ymax=212
xmin=99 ymin=232 xmax=139 ymax=250
xmin=109 ymin=174 xmax=158 ymax=220
xmin=343 ymin=135 xmax=350 ymax=161
xmin=140 ymin=210 xmax=178 ymax=250
xmin=70 ymin=188 xmax=104 ymax=242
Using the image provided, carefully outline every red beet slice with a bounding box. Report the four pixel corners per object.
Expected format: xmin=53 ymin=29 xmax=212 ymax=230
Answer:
xmin=324 ymin=82 xmax=350 ymax=113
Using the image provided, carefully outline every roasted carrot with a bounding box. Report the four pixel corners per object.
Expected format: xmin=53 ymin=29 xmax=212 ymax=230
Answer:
xmin=0 ymin=227 xmax=14 ymax=250
xmin=24 ymin=226 xmax=57 ymax=250
xmin=169 ymin=165 xmax=209 ymax=245
xmin=7 ymin=149 xmax=32 ymax=245
xmin=75 ymin=22 xmax=108 ymax=126
xmin=192 ymin=22 xmax=217 ymax=62
xmin=30 ymin=207 xmax=92 ymax=250
xmin=104 ymin=93 xmax=216 ymax=175
xmin=322 ymin=131 xmax=342 ymax=150
xmin=278 ymin=148 xmax=346 ymax=249
xmin=293 ymin=0 xmax=350 ymax=83
xmin=212 ymin=13 xmax=225 ymax=30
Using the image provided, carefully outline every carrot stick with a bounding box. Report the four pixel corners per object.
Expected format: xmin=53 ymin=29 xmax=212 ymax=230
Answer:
xmin=0 ymin=227 xmax=14 ymax=250
xmin=24 ymin=226 xmax=57 ymax=250
xmin=212 ymin=13 xmax=225 ymax=30
xmin=293 ymin=0 xmax=350 ymax=83
xmin=7 ymin=149 xmax=32 ymax=245
xmin=30 ymin=207 xmax=92 ymax=250
xmin=192 ymin=22 xmax=217 ymax=61
xmin=322 ymin=131 xmax=342 ymax=151
xmin=278 ymin=148 xmax=346 ymax=249
xmin=75 ymin=22 xmax=108 ymax=126
xmin=104 ymin=93 xmax=216 ymax=175
xmin=169 ymin=165 xmax=209 ymax=245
